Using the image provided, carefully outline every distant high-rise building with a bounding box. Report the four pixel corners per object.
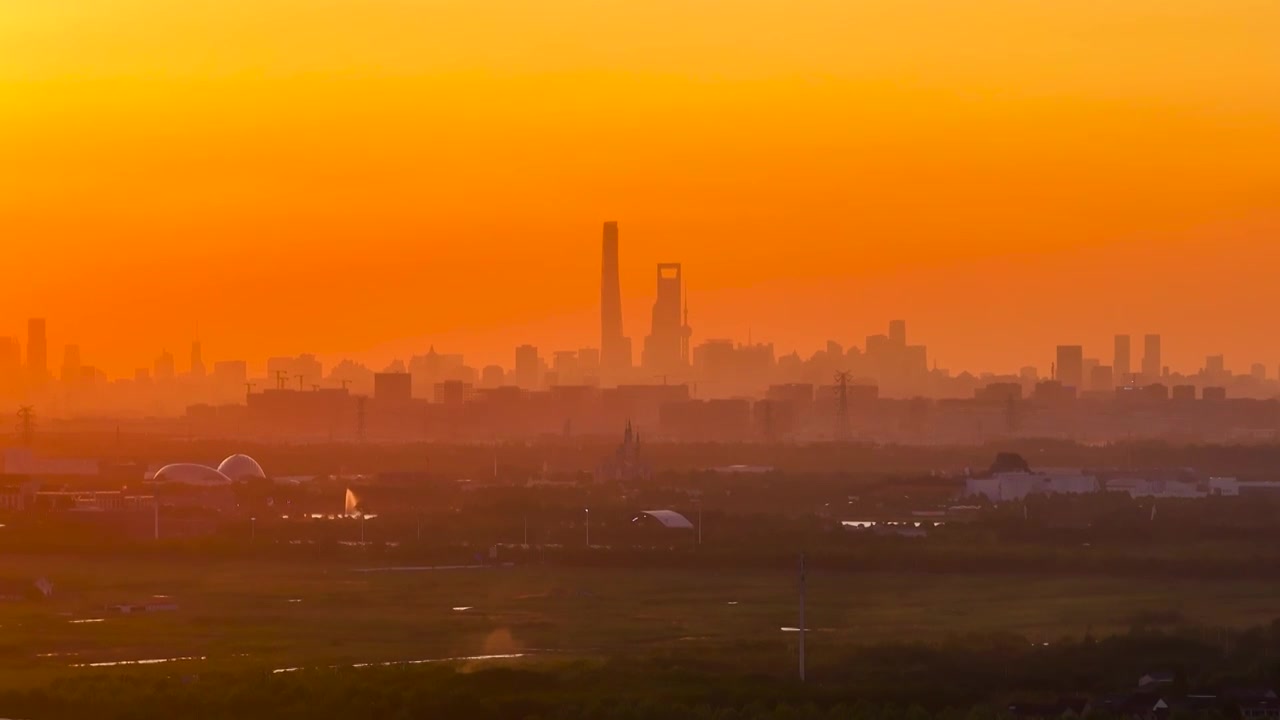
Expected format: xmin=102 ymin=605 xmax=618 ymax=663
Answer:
xmin=1082 ymin=357 xmax=1100 ymax=389
xmin=889 ymin=320 xmax=907 ymax=347
xmin=1113 ymin=335 xmax=1131 ymax=385
xmin=61 ymin=344 xmax=81 ymax=384
xmin=1251 ymin=363 xmax=1266 ymax=381
xmin=480 ymin=365 xmax=505 ymax=388
xmin=514 ymin=345 xmax=540 ymax=389
xmin=600 ymin=221 xmax=631 ymax=379
xmin=267 ymin=354 xmax=323 ymax=389
xmin=642 ymin=263 xmax=692 ymax=377
xmin=155 ymin=350 xmax=176 ymax=380
xmin=1090 ymin=364 xmax=1115 ymax=393
xmin=552 ymin=351 xmax=581 ymax=386
xmin=1205 ymin=354 xmax=1226 ymax=379
xmin=27 ymin=318 xmax=47 ymax=382
xmin=190 ymin=341 xmax=206 ymax=377
xmin=1055 ymin=345 xmax=1084 ymax=389
xmin=577 ymin=348 xmax=601 ymax=383
xmin=1142 ymin=334 xmax=1161 ymax=380
xmin=373 ymin=372 xmax=412 ymax=403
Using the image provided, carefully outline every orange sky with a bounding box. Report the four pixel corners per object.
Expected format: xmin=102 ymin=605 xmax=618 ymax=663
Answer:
xmin=1 ymin=0 xmax=1278 ymax=377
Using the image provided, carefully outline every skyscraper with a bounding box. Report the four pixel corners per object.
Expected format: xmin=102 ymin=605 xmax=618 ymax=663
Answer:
xmin=600 ymin=221 xmax=631 ymax=379
xmin=889 ymin=320 xmax=907 ymax=347
xmin=642 ymin=263 xmax=692 ymax=377
xmin=190 ymin=341 xmax=206 ymax=377
xmin=1055 ymin=345 xmax=1084 ymax=389
xmin=155 ymin=350 xmax=176 ymax=381
xmin=1113 ymin=335 xmax=1131 ymax=385
xmin=514 ymin=344 xmax=540 ymax=389
xmin=27 ymin=318 xmax=47 ymax=382
xmin=1143 ymin=334 xmax=1161 ymax=380
xmin=61 ymin=344 xmax=81 ymax=384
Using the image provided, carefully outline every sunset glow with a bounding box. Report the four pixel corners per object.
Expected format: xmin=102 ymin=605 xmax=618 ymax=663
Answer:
xmin=2 ymin=0 xmax=1278 ymax=375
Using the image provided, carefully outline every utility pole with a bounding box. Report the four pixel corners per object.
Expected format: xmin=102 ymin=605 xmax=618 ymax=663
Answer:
xmin=296 ymin=374 xmax=305 ymax=391
xmin=799 ymin=552 xmax=807 ymax=683
xmin=244 ymin=382 xmax=255 ymax=402
xmin=584 ymin=508 xmax=590 ymax=547
xmin=274 ymin=370 xmax=289 ymax=390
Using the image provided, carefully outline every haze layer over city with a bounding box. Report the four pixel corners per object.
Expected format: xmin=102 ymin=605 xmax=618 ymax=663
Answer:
xmin=3 ymin=2 xmax=1280 ymax=719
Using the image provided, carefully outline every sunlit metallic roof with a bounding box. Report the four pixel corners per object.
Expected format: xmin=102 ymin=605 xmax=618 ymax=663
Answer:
xmin=217 ymin=454 xmax=266 ymax=481
xmin=152 ymin=463 xmax=232 ymax=486
xmin=640 ymin=510 xmax=694 ymax=529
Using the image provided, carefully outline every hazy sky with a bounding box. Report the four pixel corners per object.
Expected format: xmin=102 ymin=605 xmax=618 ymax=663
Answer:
xmin=2 ymin=0 xmax=1278 ymax=376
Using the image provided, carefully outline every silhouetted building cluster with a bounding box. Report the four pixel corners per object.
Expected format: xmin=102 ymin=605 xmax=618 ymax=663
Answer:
xmin=3 ymin=222 xmax=1279 ymax=435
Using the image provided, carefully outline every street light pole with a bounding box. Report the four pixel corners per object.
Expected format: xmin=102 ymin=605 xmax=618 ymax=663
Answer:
xmin=251 ymin=517 xmax=256 ymax=542
xmin=799 ymin=552 xmax=807 ymax=683
xmin=585 ymin=508 xmax=590 ymax=548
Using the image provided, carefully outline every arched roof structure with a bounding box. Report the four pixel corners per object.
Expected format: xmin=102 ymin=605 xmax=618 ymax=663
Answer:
xmin=217 ymin=454 xmax=267 ymax=480
xmin=153 ymin=463 xmax=232 ymax=486
xmin=639 ymin=510 xmax=694 ymax=529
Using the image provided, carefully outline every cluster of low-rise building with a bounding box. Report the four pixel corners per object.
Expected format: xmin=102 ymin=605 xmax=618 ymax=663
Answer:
xmin=962 ymin=454 xmax=1280 ymax=503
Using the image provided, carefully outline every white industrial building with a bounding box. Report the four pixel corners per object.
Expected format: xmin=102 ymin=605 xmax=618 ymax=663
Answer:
xmin=965 ymin=469 xmax=1099 ymax=503
xmin=1106 ymin=476 xmax=1240 ymax=498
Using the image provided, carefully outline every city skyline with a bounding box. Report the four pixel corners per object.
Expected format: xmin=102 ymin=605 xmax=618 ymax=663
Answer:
xmin=4 ymin=2 xmax=1279 ymax=379
xmin=3 ymin=221 xmax=1280 ymax=389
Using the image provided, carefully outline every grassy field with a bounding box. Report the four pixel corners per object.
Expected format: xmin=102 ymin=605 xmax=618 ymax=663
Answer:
xmin=2 ymin=553 xmax=1278 ymax=689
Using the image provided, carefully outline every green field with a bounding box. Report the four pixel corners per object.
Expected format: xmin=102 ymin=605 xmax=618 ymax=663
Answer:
xmin=2 ymin=554 xmax=1278 ymax=690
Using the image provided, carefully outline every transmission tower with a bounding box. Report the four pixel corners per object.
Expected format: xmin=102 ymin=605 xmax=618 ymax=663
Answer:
xmin=16 ymin=406 xmax=35 ymax=447
xmin=833 ymin=371 xmax=852 ymax=441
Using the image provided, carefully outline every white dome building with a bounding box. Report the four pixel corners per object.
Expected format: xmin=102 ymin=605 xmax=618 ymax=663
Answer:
xmin=217 ymin=454 xmax=266 ymax=481
xmin=152 ymin=463 xmax=232 ymax=486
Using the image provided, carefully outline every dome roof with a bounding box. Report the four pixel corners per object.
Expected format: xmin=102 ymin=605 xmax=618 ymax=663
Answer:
xmin=153 ymin=463 xmax=232 ymax=486
xmin=217 ymin=454 xmax=266 ymax=481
